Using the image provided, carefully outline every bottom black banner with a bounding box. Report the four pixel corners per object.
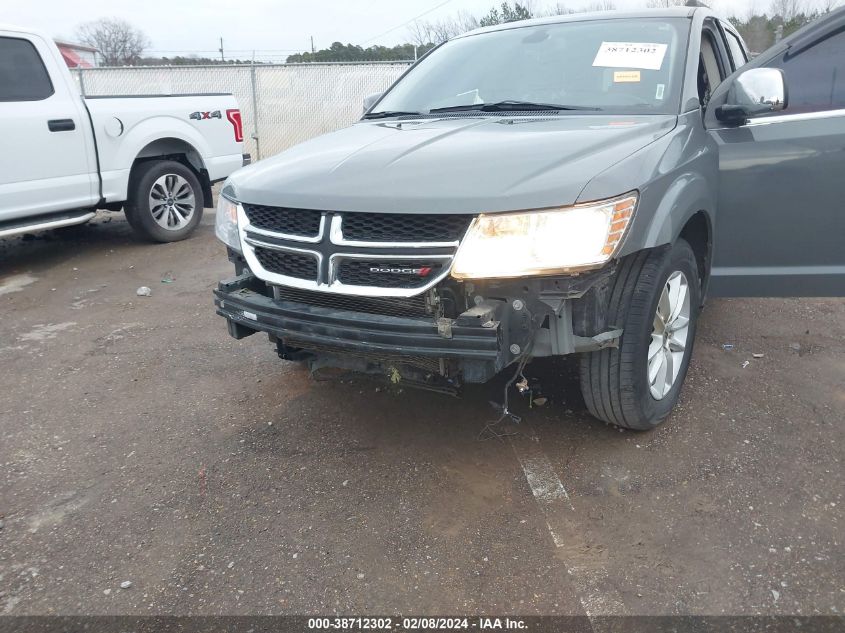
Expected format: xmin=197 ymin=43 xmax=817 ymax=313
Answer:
xmin=0 ymin=616 xmax=842 ymax=633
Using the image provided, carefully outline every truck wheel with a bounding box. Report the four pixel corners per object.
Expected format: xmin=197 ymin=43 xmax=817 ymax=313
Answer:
xmin=124 ymin=160 xmax=203 ymax=243
xmin=579 ymin=239 xmax=701 ymax=430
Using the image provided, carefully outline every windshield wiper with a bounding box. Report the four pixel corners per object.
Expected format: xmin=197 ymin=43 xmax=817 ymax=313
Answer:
xmin=363 ymin=110 xmax=423 ymax=119
xmin=429 ymin=100 xmax=601 ymax=113
xmin=365 ymin=101 xmax=600 ymax=119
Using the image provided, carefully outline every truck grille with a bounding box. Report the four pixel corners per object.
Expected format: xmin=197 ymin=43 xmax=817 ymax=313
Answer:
xmin=240 ymin=206 xmax=474 ymax=297
xmin=275 ymin=287 xmax=430 ymax=319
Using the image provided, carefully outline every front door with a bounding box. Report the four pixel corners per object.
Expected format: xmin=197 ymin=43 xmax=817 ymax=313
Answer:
xmin=0 ymin=32 xmax=97 ymax=224
xmin=708 ymin=10 xmax=845 ymax=296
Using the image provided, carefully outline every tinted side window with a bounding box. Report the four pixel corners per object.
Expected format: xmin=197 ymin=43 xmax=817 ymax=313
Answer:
xmin=724 ymin=30 xmax=748 ymax=70
xmin=0 ymin=37 xmax=54 ymax=102
xmin=767 ymin=29 xmax=845 ymax=114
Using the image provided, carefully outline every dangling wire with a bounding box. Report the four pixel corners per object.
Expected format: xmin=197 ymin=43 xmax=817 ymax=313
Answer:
xmin=477 ymin=305 xmax=542 ymax=442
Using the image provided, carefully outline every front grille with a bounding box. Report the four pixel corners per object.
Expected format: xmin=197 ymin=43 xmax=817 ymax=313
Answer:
xmin=241 ymin=204 xmax=474 ymax=296
xmin=275 ymin=287 xmax=430 ymax=319
xmin=242 ymin=206 xmax=472 ymax=244
xmin=243 ymin=205 xmax=321 ymax=237
xmin=337 ymin=260 xmax=444 ymax=289
xmin=254 ymin=247 xmax=318 ymax=280
xmin=342 ymin=213 xmax=473 ymax=243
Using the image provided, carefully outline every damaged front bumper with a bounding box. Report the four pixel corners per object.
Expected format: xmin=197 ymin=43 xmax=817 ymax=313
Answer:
xmin=214 ymin=266 xmax=623 ymax=386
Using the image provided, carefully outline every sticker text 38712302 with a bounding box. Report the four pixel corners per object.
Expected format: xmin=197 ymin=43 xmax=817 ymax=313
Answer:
xmin=593 ymin=42 xmax=668 ymax=71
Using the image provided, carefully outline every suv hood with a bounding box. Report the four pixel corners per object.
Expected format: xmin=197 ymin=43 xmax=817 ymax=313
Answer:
xmin=228 ymin=115 xmax=677 ymax=214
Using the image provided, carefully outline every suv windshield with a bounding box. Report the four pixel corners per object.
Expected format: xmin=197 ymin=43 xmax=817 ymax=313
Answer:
xmin=370 ymin=17 xmax=689 ymax=117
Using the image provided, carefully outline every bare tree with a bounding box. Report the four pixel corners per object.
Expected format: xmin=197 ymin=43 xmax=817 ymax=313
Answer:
xmin=541 ymin=2 xmax=575 ymax=15
xmin=540 ymin=1 xmax=616 ymax=15
xmin=453 ymin=11 xmax=481 ymax=34
xmin=646 ymin=0 xmax=686 ymax=7
xmin=76 ymin=18 xmax=150 ymax=66
xmin=407 ymin=20 xmax=436 ymax=47
xmin=768 ymin=0 xmax=811 ymax=19
xmin=427 ymin=19 xmax=455 ymax=43
xmin=415 ymin=0 xmax=620 ymax=42
xmin=409 ymin=11 xmax=480 ymax=45
xmin=581 ymin=1 xmax=617 ymax=10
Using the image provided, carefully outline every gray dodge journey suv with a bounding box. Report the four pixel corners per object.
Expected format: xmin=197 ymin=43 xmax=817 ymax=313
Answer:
xmin=214 ymin=6 xmax=845 ymax=429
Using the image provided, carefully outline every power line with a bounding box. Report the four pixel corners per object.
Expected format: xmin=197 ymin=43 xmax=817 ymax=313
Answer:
xmin=361 ymin=0 xmax=453 ymax=45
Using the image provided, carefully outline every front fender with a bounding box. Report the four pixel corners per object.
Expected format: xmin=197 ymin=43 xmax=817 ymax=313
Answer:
xmin=636 ymin=171 xmax=714 ymax=251
xmin=578 ymin=112 xmax=717 ymax=256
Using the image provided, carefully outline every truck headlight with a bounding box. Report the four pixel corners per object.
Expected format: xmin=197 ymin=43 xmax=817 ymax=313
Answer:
xmin=451 ymin=193 xmax=637 ymax=279
xmin=215 ymin=195 xmax=242 ymax=252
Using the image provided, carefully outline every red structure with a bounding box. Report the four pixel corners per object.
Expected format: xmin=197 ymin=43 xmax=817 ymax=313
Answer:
xmin=54 ymin=40 xmax=98 ymax=68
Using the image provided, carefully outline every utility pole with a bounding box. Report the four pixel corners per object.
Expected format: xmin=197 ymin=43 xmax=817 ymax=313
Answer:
xmin=310 ymin=35 xmax=315 ymax=53
xmin=250 ymin=51 xmax=260 ymax=160
xmin=219 ymin=37 xmax=224 ymax=62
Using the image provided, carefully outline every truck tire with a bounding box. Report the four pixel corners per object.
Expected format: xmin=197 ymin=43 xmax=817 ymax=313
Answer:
xmin=579 ymin=239 xmax=701 ymax=430
xmin=124 ymin=160 xmax=203 ymax=243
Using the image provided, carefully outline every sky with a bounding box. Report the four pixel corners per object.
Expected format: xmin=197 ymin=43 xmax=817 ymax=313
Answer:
xmin=1 ymin=0 xmax=834 ymax=61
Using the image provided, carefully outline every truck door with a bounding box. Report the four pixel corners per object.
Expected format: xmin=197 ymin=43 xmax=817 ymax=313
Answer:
xmin=0 ymin=32 xmax=97 ymax=224
xmin=706 ymin=9 xmax=845 ymax=296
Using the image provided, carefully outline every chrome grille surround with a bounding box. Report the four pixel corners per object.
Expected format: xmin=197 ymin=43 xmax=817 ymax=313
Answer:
xmin=237 ymin=205 xmax=470 ymax=298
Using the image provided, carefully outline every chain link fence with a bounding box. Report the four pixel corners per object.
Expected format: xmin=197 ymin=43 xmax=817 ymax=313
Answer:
xmin=76 ymin=62 xmax=412 ymax=160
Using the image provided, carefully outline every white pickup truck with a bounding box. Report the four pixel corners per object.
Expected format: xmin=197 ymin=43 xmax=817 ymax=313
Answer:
xmin=0 ymin=24 xmax=248 ymax=242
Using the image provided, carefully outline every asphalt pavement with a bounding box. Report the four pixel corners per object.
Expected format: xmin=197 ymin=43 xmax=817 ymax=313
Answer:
xmin=1 ymin=208 xmax=842 ymax=616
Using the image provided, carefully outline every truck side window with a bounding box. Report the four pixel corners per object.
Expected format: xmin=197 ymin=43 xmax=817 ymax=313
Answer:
xmin=766 ymin=30 xmax=845 ymax=114
xmin=0 ymin=37 xmax=54 ymax=102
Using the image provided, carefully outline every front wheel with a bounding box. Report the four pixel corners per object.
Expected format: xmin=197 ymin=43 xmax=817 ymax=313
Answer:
xmin=579 ymin=239 xmax=701 ymax=430
xmin=124 ymin=160 xmax=203 ymax=243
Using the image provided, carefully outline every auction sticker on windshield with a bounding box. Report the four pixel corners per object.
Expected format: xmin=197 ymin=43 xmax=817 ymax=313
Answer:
xmin=593 ymin=42 xmax=668 ymax=70
xmin=613 ymin=70 xmax=642 ymax=83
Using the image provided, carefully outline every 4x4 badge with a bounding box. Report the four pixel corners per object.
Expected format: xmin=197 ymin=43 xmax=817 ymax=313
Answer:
xmin=190 ymin=110 xmax=222 ymax=120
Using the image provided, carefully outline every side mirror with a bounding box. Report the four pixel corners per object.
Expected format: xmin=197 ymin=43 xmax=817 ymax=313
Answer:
xmin=362 ymin=92 xmax=383 ymax=114
xmin=716 ymin=68 xmax=787 ymax=124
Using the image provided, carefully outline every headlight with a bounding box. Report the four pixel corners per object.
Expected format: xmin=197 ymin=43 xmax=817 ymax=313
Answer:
xmin=215 ymin=194 xmax=242 ymax=252
xmin=451 ymin=193 xmax=637 ymax=279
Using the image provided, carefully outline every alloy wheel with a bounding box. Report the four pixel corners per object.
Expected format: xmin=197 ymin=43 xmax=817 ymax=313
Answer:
xmin=149 ymin=174 xmax=196 ymax=230
xmin=647 ymin=270 xmax=691 ymax=400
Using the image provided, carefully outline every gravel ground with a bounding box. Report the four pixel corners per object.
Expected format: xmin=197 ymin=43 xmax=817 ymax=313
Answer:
xmin=0 ymin=208 xmax=842 ymax=617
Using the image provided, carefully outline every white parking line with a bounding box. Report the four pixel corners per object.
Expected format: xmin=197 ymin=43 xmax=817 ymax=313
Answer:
xmin=521 ymin=456 xmax=575 ymax=506
xmin=517 ymin=455 xmax=574 ymax=547
xmin=509 ymin=425 xmax=627 ymax=618
xmin=509 ymin=427 xmax=575 ymax=546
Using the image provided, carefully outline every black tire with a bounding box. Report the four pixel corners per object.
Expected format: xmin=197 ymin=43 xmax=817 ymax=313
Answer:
xmin=124 ymin=160 xmax=203 ymax=243
xmin=579 ymin=239 xmax=701 ymax=430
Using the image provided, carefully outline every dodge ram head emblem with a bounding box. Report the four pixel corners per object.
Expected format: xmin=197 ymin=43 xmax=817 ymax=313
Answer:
xmin=369 ymin=266 xmax=433 ymax=277
xmin=190 ymin=110 xmax=222 ymax=120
